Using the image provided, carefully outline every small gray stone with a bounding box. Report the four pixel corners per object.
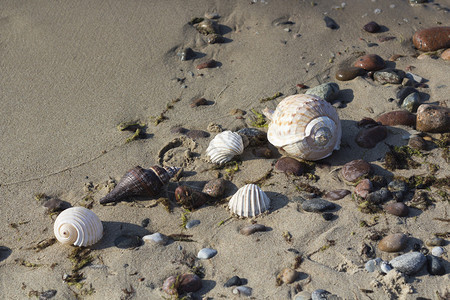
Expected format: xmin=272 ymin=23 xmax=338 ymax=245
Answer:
xmin=197 ymin=248 xmax=217 ymax=259
xmin=39 ymin=290 xmax=57 ymax=300
xmin=390 ymin=252 xmax=427 ymax=275
xmin=405 ymin=72 xmax=424 ymax=83
xmin=233 ymin=286 xmax=252 ymax=296
xmin=431 ymin=247 xmax=444 ymax=257
xmin=185 ymin=219 xmax=201 ymax=229
xmin=387 ymin=180 xmax=408 ymax=201
xmin=396 ymin=86 xmax=417 ymax=102
xmin=426 ymin=255 xmax=446 ymax=275
xmin=305 ymin=82 xmax=340 ymax=102
xmin=312 ymin=289 xmax=337 ymax=300
xmin=365 ymin=258 xmax=381 ymax=272
xmin=294 ymin=291 xmax=312 ymax=300
xmin=425 ymin=237 xmax=445 ymax=247
xmin=142 ymin=233 xmax=169 ymax=245
xmin=374 ymin=69 xmax=405 ymax=84
xmin=302 ymin=198 xmax=335 ymax=212
xmin=366 ymin=188 xmax=391 ymax=204
xmin=224 ymin=275 xmax=242 ymax=287
xmin=401 ymin=92 xmax=420 ymax=112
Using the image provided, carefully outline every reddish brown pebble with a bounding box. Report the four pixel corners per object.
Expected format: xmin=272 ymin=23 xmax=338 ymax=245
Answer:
xmin=178 ymin=274 xmax=202 ymax=293
xmin=296 ymin=83 xmax=309 ymax=89
xmin=252 ymin=146 xmax=273 ymax=158
xmin=202 ymin=178 xmax=227 ymax=198
xmin=341 ymin=159 xmax=371 ymax=184
xmin=378 ymin=233 xmax=408 ymax=252
xmin=240 ymin=224 xmax=267 ymax=236
xmin=196 ymin=59 xmax=217 ymax=70
xmin=354 ymin=54 xmax=385 ymax=71
xmin=412 ymin=27 xmax=450 ymax=52
xmin=275 ymin=157 xmax=305 ymax=176
xmin=162 ymin=276 xmax=178 ymax=295
xmin=355 ymin=125 xmax=387 ymax=148
xmin=376 ymin=110 xmax=416 ymax=127
xmin=416 ymin=104 xmax=450 ymax=133
xmin=363 ymin=21 xmax=380 ymax=33
xmin=384 ymin=202 xmax=409 ymax=217
xmin=335 ymin=66 xmax=366 ymax=81
xmin=323 ymin=189 xmax=351 ymax=200
xmin=190 ymin=97 xmax=208 ymax=107
xmin=354 ymin=179 xmax=372 ymax=199
xmin=441 ymin=48 xmax=450 ymax=61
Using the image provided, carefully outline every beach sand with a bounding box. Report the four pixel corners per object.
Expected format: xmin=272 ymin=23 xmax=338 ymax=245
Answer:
xmin=0 ymin=0 xmax=449 ymax=299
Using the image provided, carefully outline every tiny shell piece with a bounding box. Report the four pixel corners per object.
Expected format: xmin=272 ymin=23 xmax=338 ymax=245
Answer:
xmin=53 ymin=207 xmax=103 ymax=247
xmin=228 ymin=184 xmax=270 ymax=217
xmin=206 ymin=131 xmax=244 ymax=164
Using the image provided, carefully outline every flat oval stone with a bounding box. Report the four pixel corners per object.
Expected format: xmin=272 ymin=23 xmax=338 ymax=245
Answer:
xmin=302 ymin=198 xmax=335 ymax=212
xmin=427 ymin=255 xmax=445 ymax=275
xmin=197 ymin=248 xmax=217 ymax=259
xmin=323 ymin=16 xmax=339 ymax=29
xmin=431 ymin=246 xmax=444 ymax=257
xmin=363 ymin=21 xmax=381 ymax=33
xmin=397 ymin=86 xmax=418 ymax=102
xmin=202 ymin=178 xmax=227 ymax=198
xmin=305 ymin=82 xmax=340 ymax=102
xmin=374 ymin=69 xmax=405 ymax=84
xmin=366 ymin=188 xmax=392 ymax=204
xmin=185 ymin=219 xmax=201 ymax=229
xmin=224 ymin=275 xmax=242 ymax=287
xmin=354 ymin=54 xmax=385 ymax=71
xmin=425 ymin=237 xmax=445 ymax=247
xmin=378 ymin=233 xmax=408 ymax=252
xmin=413 ymin=26 xmax=450 ymax=51
xmin=185 ymin=129 xmax=210 ymax=139
xmin=416 ymin=104 xmax=450 ymax=133
xmin=233 ymin=286 xmax=252 ymax=296
xmin=376 ymin=110 xmax=416 ymax=126
xmin=311 ymin=289 xmax=332 ymax=300
xmin=389 ymin=252 xmax=426 ymax=275
xmin=355 ymin=125 xmax=387 ymax=148
xmin=323 ymin=189 xmax=351 ymax=200
xmin=162 ymin=276 xmax=178 ymax=295
xmin=354 ymin=179 xmax=372 ymax=199
xmin=341 ymin=159 xmax=371 ymax=184
xmin=408 ymin=135 xmax=427 ymax=150
xmin=179 ymin=273 xmax=202 ymax=293
xmin=142 ymin=233 xmax=169 ymax=245
xmin=441 ymin=48 xmax=450 ymax=60
xmin=294 ymin=291 xmax=312 ymax=300
xmin=275 ymin=157 xmax=305 ymax=176
xmin=401 ymin=92 xmax=420 ymax=112
xmin=240 ymin=224 xmax=267 ymax=236
xmin=335 ymin=66 xmax=366 ymax=81
xmin=384 ymin=202 xmax=409 ymax=217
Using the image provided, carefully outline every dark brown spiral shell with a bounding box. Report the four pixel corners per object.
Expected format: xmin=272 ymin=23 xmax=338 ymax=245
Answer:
xmin=99 ymin=165 xmax=180 ymax=205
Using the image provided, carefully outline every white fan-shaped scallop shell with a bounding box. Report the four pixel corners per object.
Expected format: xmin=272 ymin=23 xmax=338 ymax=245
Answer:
xmin=206 ymin=131 xmax=244 ymax=164
xmin=263 ymin=94 xmax=341 ymax=161
xmin=54 ymin=207 xmax=103 ymax=247
xmin=228 ymin=184 xmax=270 ymax=217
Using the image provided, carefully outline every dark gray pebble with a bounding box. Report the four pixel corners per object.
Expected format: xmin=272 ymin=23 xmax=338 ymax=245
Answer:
xmin=302 ymin=198 xmax=335 ymax=213
xmin=366 ymin=188 xmax=392 ymax=204
xmin=426 ymin=255 xmax=446 ymax=275
xmin=114 ymin=234 xmax=143 ymax=249
xmin=141 ymin=218 xmax=150 ymax=228
xmin=390 ymin=252 xmax=426 ymax=275
xmin=396 ymin=86 xmax=417 ymax=102
xmin=387 ymin=180 xmax=408 ymax=201
xmin=185 ymin=219 xmax=201 ymax=229
xmin=185 ymin=130 xmax=210 ymax=139
xmin=324 ymin=16 xmax=339 ymax=29
xmin=39 ymin=290 xmax=57 ymax=300
xmin=363 ymin=21 xmax=381 ymax=33
xmin=0 ymin=246 xmax=12 ymax=262
xmin=323 ymin=189 xmax=351 ymax=200
xmin=305 ymin=82 xmax=340 ymax=102
xmin=401 ymin=92 xmax=420 ymax=112
xmin=190 ymin=97 xmax=209 ymax=107
xmin=224 ymin=275 xmax=243 ymax=287
xmin=312 ymin=289 xmax=339 ymax=300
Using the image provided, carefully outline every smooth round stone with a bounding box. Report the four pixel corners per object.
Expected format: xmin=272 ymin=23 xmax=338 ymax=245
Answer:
xmin=355 ymin=125 xmax=387 ymax=148
xmin=341 ymin=159 xmax=371 ymax=184
xmin=408 ymin=135 xmax=427 ymax=150
xmin=427 ymin=255 xmax=445 ymax=275
xmin=141 ymin=218 xmax=150 ymax=228
xmin=197 ymin=248 xmax=217 ymax=259
xmin=240 ymin=224 xmax=267 ymax=236
xmin=294 ymin=291 xmax=312 ymax=300
xmin=401 ymin=92 xmax=420 ymax=112
xmin=335 ymin=66 xmax=366 ymax=81
xmin=323 ymin=189 xmax=351 ymax=200
xmin=365 ymin=257 xmax=382 ymax=272
xmin=441 ymin=48 xmax=450 ymax=60
xmin=380 ymin=261 xmax=393 ymax=274
xmin=354 ymin=179 xmax=372 ymax=199
xmin=275 ymin=157 xmax=305 ymax=176
xmin=389 ymin=252 xmax=427 ymax=275
xmin=311 ymin=289 xmax=332 ymax=300
xmin=431 ymin=247 xmax=445 ymax=257
xmin=305 ymin=82 xmax=340 ymax=102
xmin=224 ymin=275 xmax=242 ymax=287
xmin=413 ymin=26 xmax=450 ymax=51
xmin=302 ymin=198 xmax=335 ymax=213
xmin=376 ymin=110 xmax=416 ymax=127
xmin=354 ymin=54 xmax=385 ymax=71
xmin=374 ymin=69 xmax=405 ymax=84
xmin=278 ymin=267 xmax=298 ymax=284
xmin=378 ymin=233 xmax=408 ymax=252
xmin=202 ymin=178 xmax=227 ymax=198
xmin=384 ymin=202 xmax=409 ymax=217
xmin=162 ymin=276 xmax=178 ymax=295
xmin=396 ymin=86 xmax=417 ymax=102
xmin=114 ymin=235 xmax=143 ymax=249
xmin=185 ymin=219 xmax=201 ymax=229
xmin=387 ymin=180 xmax=408 ymax=201
xmin=178 ymin=273 xmax=202 ymax=293
xmin=142 ymin=233 xmax=169 ymax=245
xmin=233 ymin=286 xmax=252 ymax=296
xmin=363 ymin=21 xmax=381 ymax=33
xmin=416 ymin=104 xmax=450 ymax=133
xmin=425 ymin=237 xmax=445 ymax=247
xmin=366 ymin=188 xmax=391 ymax=204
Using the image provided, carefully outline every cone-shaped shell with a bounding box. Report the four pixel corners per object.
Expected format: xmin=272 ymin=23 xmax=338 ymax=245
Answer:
xmin=263 ymin=94 xmax=341 ymax=161
xmin=228 ymin=184 xmax=270 ymax=217
xmin=54 ymin=207 xmax=103 ymax=247
xmin=99 ymin=165 xmax=180 ymax=205
xmin=206 ymin=131 xmax=244 ymax=164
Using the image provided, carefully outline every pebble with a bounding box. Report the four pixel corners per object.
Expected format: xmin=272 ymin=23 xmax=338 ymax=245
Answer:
xmin=408 ymin=135 xmax=427 ymax=150
xmin=405 ymin=72 xmax=424 ymax=83
xmin=380 ymin=261 xmax=393 ymax=273
xmin=162 ymin=276 xmax=178 ymax=295
xmin=178 ymin=273 xmax=202 ymax=293
xmin=375 ymin=110 xmax=416 ymax=127
xmin=233 ymin=286 xmax=252 ymax=296
xmin=366 ymin=188 xmax=392 ymax=204
xmin=323 ymin=16 xmax=339 ymax=29
xmin=354 ymin=54 xmax=385 ymax=71
xmin=252 ymin=146 xmax=273 ymax=158
xmin=363 ymin=21 xmax=381 ymax=33
xmin=387 ymin=180 xmax=409 ymax=201
xmin=224 ymin=275 xmax=242 ymax=287
xmin=185 ymin=219 xmax=200 ymax=229
xmin=409 ymin=190 xmax=432 ymax=210
xmin=355 ymin=125 xmax=387 ymax=148
xmin=401 ymin=92 xmax=420 ymax=112
xmin=389 ymin=252 xmax=426 ymax=275
xmin=302 ymin=198 xmax=335 ymax=212
xmin=185 ymin=130 xmax=210 ymax=139
xmin=373 ymin=69 xmax=405 ymax=84
xmin=354 ymin=179 xmax=372 ymax=199
xmin=412 ymin=26 xmax=450 ymax=51
xmin=39 ymin=290 xmax=57 ymax=299
xmin=240 ymin=224 xmax=267 ymax=236
xmin=378 ymin=233 xmax=408 ymax=252
xmin=396 ymin=86 xmax=418 ymax=102
xmin=177 ymin=47 xmax=195 ymax=61
xmin=416 ymin=104 xmax=450 ymax=133
xmin=275 ymin=157 xmax=305 ymax=176
xmin=384 ymin=202 xmax=409 ymax=217
xmin=175 ymin=186 xmax=210 ymax=210
xmin=323 ymin=189 xmax=351 ymax=200
xmin=190 ymin=97 xmax=208 ymax=107
xmin=207 ymin=33 xmax=224 ymax=44
xmin=197 ymin=248 xmax=217 ymax=259
xmin=305 ymin=82 xmax=340 ymax=102
xmin=294 ymin=291 xmax=312 ymax=300
xmin=0 ymin=246 xmax=11 ymax=262
xmin=425 ymin=237 xmax=445 ymax=247
xmin=426 ymin=255 xmax=445 ymax=275
xmin=196 ymin=59 xmax=217 ymax=70
xmin=202 ymin=178 xmax=227 ymax=198
xmin=441 ymin=48 xmax=450 ymax=60
xmin=277 ymin=267 xmax=298 ymax=284
xmin=335 ymin=66 xmax=366 ymax=81
xmin=141 ymin=218 xmax=150 ymax=228
xmin=431 ymin=247 xmax=445 ymax=257
xmin=365 ymin=258 xmax=382 ymax=272
xmin=311 ymin=289 xmax=332 ymax=300
xmin=114 ymin=234 xmax=143 ymax=249
xmin=340 ymin=159 xmax=371 ymax=184
xmin=142 ymin=233 xmax=169 ymax=245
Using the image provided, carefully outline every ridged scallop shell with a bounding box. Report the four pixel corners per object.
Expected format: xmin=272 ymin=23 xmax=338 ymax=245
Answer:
xmin=228 ymin=184 xmax=270 ymax=217
xmin=54 ymin=207 xmax=103 ymax=247
xmin=206 ymin=131 xmax=244 ymax=164
xmin=263 ymin=94 xmax=341 ymax=161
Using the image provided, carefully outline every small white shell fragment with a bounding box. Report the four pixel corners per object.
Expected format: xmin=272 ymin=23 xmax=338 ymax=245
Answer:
xmin=206 ymin=131 xmax=244 ymax=164
xmin=54 ymin=207 xmax=103 ymax=247
xmin=197 ymin=248 xmax=217 ymax=259
xmin=380 ymin=261 xmax=393 ymax=273
xmin=228 ymin=184 xmax=270 ymax=217
xmin=431 ymin=246 xmax=444 ymax=257
xmin=142 ymin=233 xmax=169 ymax=245
xmin=233 ymin=286 xmax=252 ymax=296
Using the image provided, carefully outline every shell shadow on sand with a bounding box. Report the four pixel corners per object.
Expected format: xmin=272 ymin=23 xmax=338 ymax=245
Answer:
xmin=91 ymin=221 xmax=151 ymax=250
xmin=0 ymin=246 xmax=12 ymax=262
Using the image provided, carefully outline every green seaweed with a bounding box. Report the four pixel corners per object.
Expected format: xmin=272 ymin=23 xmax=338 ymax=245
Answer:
xmin=180 ymin=210 xmax=190 ymax=228
xmin=15 ymin=258 xmax=41 ymax=268
xmin=249 ymin=109 xmax=268 ymax=128
xmin=69 ymin=248 xmax=93 ymax=272
xmin=384 ymin=145 xmax=422 ymax=171
xmin=259 ymin=92 xmax=283 ymax=103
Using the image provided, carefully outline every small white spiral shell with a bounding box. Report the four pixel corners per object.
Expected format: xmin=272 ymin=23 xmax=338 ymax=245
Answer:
xmin=228 ymin=184 xmax=270 ymax=217
xmin=54 ymin=207 xmax=103 ymax=247
xmin=206 ymin=131 xmax=244 ymax=164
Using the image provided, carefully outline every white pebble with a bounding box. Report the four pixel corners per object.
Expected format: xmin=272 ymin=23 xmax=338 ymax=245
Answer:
xmin=142 ymin=233 xmax=168 ymax=245
xmin=390 ymin=4 xmax=396 ymax=8
xmin=431 ymin=246 xmax=445 ymax=257
xmin=380 ymin=261 xmax=393 ymax=273
xmin=197 ymin=248 xmax=217 ymax=259
xmin=374 ymin=8 xmax=382 ymax=14
xmin=233 ymin=286 xmax=252 ymax=296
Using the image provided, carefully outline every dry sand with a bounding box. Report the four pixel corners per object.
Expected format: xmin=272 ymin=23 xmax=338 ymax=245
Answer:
xmin=0 ymin=0 xmax=449 ymax=299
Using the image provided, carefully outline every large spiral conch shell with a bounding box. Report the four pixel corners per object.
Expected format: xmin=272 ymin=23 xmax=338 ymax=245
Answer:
xmin=206 ymin=131 xmax=244 ymax=164
xmin=228 ymin=184 xmax=271 ymax=217
xmin=263 ymin=94 xmax=341 ymax=161
xmin=99 ymin=165 xmax=180 ymax=205
xmin=54 ymin=207 xmax=103 ymax=247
